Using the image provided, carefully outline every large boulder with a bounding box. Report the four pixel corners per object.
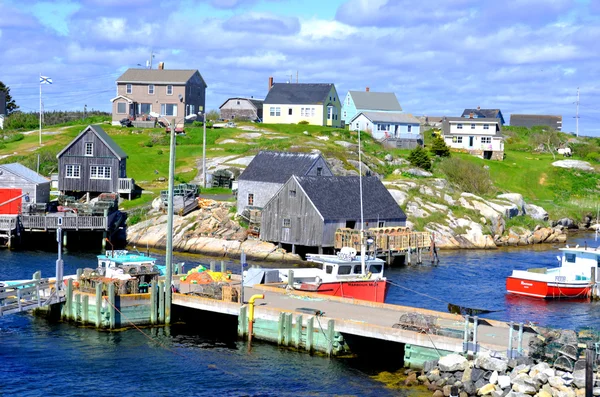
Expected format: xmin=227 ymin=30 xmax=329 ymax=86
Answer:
xmin=552 ymin=160 xmax=594 ymax=172
xmin=405 ymin=168 xmax=433 ymax=177
xmin=387 ymin=189 xmax=409 ymax=206
xmin=511 ymin=374 xmax=537 ymax=394
xmin=497 ymin=193 xmax=525 ymax=215
xmin=475 ymin=353 xmax=508 ymax=373
xmin=439 ymin=354 xmax=469 ymax=372
xmin=524 ymin=204 xmax=549 ymax=221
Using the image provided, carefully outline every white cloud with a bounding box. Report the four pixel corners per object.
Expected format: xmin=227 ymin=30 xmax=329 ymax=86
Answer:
xmin=299 ymin=18 xmax=357 ymax=40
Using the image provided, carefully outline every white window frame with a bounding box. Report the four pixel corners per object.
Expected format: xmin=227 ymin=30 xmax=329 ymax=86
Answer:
xmin=481 ymin=136 xmax=492 ymax=144
xmin=407 ymin=125 xmax=412 ymax=133
xmin=126 ymin=84 xmax=132 ymax=94
xmin=457 ymin=123 xmax=463 ymax=129
xmin=117 ymin=102 xmax=127 ymax=114
xmin=471 ymin=123 xmax=476 ymax=129
xmin=452 ymin=136 xmax=463 ymax=144
xmin=90 ymin=166 xmax=111 ymax=180
xmin=148 ymin=84 xmax=155 ymax=95
xmin=283 ymin=218 xmax=291 ymax=227
xmin=137 ymin=103 xmax=152 ymax=115
xmin=85 ymin=142 xmax=93 ymax=157
xmin=166 ymin=85 xmax=173 ymax=95
xmin=248 ymin=193 xmax=254 ymax=206
xmin=311 ymin=108 xmax=315 ymax=117
xmin=270 ymin=107 xmax=275 ymax=117
xmin=65 ymin=165 xmax=80 ymax=179
xmin=160 ymin=104 xmax=178 ymax=117
xmin=275 ymin=107 xmax=281 ymax=116
xmin=483 ymin=124 xmax=489 ymax=130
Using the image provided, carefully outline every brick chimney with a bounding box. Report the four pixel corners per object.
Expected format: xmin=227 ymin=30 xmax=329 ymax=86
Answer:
xmin=268 ymin=77 xmax=273 ymax=90
xmin=158 ymin=62 xmax=164 ymax=70
xmin=469 ymin=112 xmax=474 ymax=118
xmin=477 ymin=106 xmax=481 ymax=110
xmin=366 ymin=87 xmax=370 ymax=92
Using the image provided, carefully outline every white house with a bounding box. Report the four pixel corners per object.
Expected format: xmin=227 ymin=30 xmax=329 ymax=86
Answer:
xmin=441 ymin=117 xmax=504 ymax=160
xmin=350 ymin=111 xmax=422 ymax=149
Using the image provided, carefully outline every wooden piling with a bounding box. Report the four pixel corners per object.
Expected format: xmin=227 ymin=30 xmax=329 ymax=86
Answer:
xmin=220 ymin=260 xmax=226 ymax=273
xmin=64 ymin=278 xmax=73 ymax=320
xmin=238 ymin=305 xmax=248 ymax=338
xmin=82 ymin=295 xmax=89 ymax=324
xmin=74 ymin=293 xmax=81 ymax=322
xmin=586 ymin=342 xmax=594 ymax=397
xmin=285 ymin=313 xmax=293 ymax=346
xmin=210 ymin=261 xmax=216 ymax=272
xmin=327 ymin=319 xmax=335 ymax=357
xmin=306 ymin=316 xmax=314 ymax=353
xmin=95 ymin=282 xmax=102 ymax=328
xmin=108 ymin=282 xmax=116 ymax=329
xmin=277 ymin=312 xmax=285 ymax=345
xmin=295 ymin=315 xmax=302 ymax=349
xmin=150 ymin=280 xmax=157 ymax=325
xmin=158 ymin=280 xmax=165 ymax=324
xmin=591 ymin=267 xmax=597 ymax=300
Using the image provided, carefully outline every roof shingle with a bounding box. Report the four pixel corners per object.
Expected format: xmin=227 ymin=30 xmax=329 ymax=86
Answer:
xmin=116 ymin=69 xmax=205 ymax=86
xmin=0 ymin=163 xmax=49 ymax=184
xmin=239 ymin=151 xmax=324 ymax=183
xmin=264 ymin=83 xmax=333 ymax=105
xmin=349 ymin=91 xmax=402 ymax=111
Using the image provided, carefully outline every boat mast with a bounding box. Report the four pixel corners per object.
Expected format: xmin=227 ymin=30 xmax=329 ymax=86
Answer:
xmin=358 ymin=127 xmax=366 ymax=276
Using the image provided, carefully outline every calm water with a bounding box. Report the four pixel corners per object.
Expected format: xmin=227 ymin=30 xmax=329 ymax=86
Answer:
xmin=1 ymin=233 xmax=599 ymax=396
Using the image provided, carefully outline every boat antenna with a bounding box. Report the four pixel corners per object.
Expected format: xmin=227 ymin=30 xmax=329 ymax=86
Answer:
xmin=358 ymin=126 xmax=366 ymax=276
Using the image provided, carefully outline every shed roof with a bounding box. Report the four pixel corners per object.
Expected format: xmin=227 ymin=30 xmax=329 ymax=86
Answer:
xmin=219 ymin=97 xmax=264 ymax=110
xmin=57 ymin=125 xmax=127 ymax=160
xmin=509 ymin=114 xmax=562 ymax=130
xmin=264 ymin=83 xmax=334 ymax=105
xmin=0 ymin=163 xmax=49 ymax=184
xmin=348 ymin=91 xmax=402 ymax=111
xmin=295 ymin=176 xmax=406 ymax=221
xmin=238 ymin=151 xmax=325 ymax=183
xmin=116 ymin=68 xmax=206 ymax=86
xmin=352 ymin=111 xmax=420 ymax=124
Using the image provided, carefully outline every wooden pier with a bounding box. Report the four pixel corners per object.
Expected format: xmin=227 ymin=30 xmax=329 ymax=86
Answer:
xmin=0 ymin=275 xmax=64 ymax=316
xmin=335 ymin=227 xmax=436 ymax=265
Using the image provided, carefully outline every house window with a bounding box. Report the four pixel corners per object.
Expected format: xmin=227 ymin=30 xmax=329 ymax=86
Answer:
xmin=301 ymin=108 xmax=305 ymax=117
xmin=90 ymin=166 xmax=111 ymax=180
xmin=452 ymin=136 xmax=463 ymax=143
xmin=270 ymin=107 xmax=275 ymax=117
xmin=236 ymin=100 xmax=240 ymax=105
xmin=481 ymin=137 xmax=491 ymax=144
xmin=289 ymin=189 xmax=296 ymax=198
xmin=347 ymin=97 xmax=350 ymax=105
xmin=283 ymin=218 xmax=291 ymax=227
xmin=377 ymin=124 xmax=390 ymax=131
xmin=483 ymin=124 xmax=489 ymax=130
xmin=85 ymin=142 xmax=93 ymax=156
xmin=343 ymin=111 xmax=347 ymax=118
xmin=334 ymin=96 xmax=336 ymax=102
xmin=378 ymin=221 xmax=385 ymax=228
xmin=117 ymin=102 xmax=126 ymax=114
xmin=160 ymin=104 xmax=178 ymax=116
xmin=565 ymin=253 xmax=576 ymax=263
xmin=288 ymin=108 xmax=292 ymax=116
xmin=471 ymin=124 xmax=476 ymax=129
xmin=148 ymin=84 xmax=155 ymax=94
xmin=137 ymin=103 xmax=152 ymax=114
xmin=311 ymin=108 xmax=315 ymax=117
xmin=317 ymin=167 xmax=322 ymax=176
xmin=247 ymin=193 xmax=254 ymax=206
xmin=327 ymin=107 xmax=332 ymax=120
xmin=166 ymin=85 xmax=173 ymax=95
xmin=126 ymin=84 xmax=132 ymax=94
xmin=407 ymin=125 xmax=412 ymax=133
xmin=65 ymin=165 xmax=80 ymax=179
xmin=457 ymin=123 xmax=463 ymax=129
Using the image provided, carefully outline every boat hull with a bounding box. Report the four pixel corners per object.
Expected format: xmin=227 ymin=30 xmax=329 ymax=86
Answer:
xmin=298 ymin=279 xmax=388 ymax=303
xmin=506 ymin=277 xmax=590 ymax=299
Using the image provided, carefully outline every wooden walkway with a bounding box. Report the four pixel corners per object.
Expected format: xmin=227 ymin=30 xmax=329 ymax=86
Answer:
xmin=0 ymin=278 xmax=64 ymax=316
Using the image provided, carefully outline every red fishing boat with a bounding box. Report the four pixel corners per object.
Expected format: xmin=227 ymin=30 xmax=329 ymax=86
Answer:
xmin=506 ymin=245 xmax=599 ymax=299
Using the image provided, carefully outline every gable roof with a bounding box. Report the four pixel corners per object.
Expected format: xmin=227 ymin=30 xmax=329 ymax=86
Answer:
xmin=509 ymin=114 xmax=562 ymax=130
xmin=239 ymin=151 xmax=326 ymax=183
xmin=57 ymin=125 xmax=128 ymax=160
xmin=116 ymin=68 xmax=206 ymax=86
xmin=352 ymin=111 xmax=420 ymax=124
xmin=219 ymin=97 xmax=264 ymax=110
xmin=0 ymin=163 xmax=49 ymax=184
xmin=294 ymin=176 xmax=406 ymax=221
xmin=264 ymin=83 xmax=334 ymax=105
xmin=348 ymin=91 xmax=402 ymax=112
xmin=110 ymin=95 xmax=134 ymax=103
xmin=441 ymin=117 xmax=503 ymax=136
xmin=461 ymin=108 xmax=502 ymax=119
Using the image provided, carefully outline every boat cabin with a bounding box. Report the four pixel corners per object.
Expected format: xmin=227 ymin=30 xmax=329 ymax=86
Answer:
xmin=96 ymin=250 xmax=161 ymax=279
xmin=555 ymin=246 xmax=600 ymax=281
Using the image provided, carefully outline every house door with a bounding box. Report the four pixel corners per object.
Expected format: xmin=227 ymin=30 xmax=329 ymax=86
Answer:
xmin=469 ymin=136 xmax=474 ymax=147
xmin=395 ymin=125 xmax=399 ymax=138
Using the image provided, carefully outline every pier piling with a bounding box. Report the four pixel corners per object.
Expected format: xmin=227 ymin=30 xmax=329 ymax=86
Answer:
xmin=95 ymin=282 xmax=102 ymax=328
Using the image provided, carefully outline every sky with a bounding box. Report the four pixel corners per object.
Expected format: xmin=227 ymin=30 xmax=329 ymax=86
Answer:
xmin=1 ymin=0 xmax=599 ymax=135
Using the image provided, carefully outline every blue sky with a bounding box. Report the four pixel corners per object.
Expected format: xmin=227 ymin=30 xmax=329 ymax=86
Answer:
xmin=1 ymin=0 xmax=599 ymax=135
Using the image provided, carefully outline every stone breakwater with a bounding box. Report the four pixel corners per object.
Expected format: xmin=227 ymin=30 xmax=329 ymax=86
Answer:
xmin=404 ymin=352 xmax=598 ymax=397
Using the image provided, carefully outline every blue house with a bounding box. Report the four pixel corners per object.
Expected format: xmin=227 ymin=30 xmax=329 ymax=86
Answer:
xmin=461 ymin=107 xmax=505 ymax=125
xmin=350 ymin=111 xmax=422 ymax=149
xmin=342 ymin=88 xmax=402 ymax=125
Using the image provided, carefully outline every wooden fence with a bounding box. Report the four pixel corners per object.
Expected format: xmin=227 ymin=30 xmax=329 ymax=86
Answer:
xmin=21 ymin=214 xmax=108 ymax=230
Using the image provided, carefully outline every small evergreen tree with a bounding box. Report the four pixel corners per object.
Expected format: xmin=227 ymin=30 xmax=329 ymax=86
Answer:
xmin=0 ymin=81 xmax=19 ymax=115
xmin=429 ymin=135 xmax=451 ymax=157
xmin=408 ymin=145 xmax=431 ymax=170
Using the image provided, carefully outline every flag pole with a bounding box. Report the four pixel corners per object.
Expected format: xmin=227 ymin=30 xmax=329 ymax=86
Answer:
xmin=39 ymin=73 xmax=42 ymax=146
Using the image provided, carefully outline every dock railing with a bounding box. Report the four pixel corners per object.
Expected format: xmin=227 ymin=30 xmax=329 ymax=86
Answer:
xmin=118 ymin=178 xmax=135 ymax=194
xmin=20 ymin=214 xmax=108 ymax=230
xmin=0 ymin=215 xmax=18 ymax=231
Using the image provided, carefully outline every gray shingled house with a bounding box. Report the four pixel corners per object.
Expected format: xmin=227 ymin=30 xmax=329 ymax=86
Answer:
xmin=509 ymin=114 xmax=562 ymax=131
xmin=57 ymin=125 xmax=135 ymax=199
xmin=0 ymin=163 xmax=50 ymax=215
xmin=236 ymin=151 xmax=332 ymax=215
xmin=219 ymin=97 xmax=263 ymax=121
xmin=461 ymin=107 xmax=505 ymax=125
xmin=260 ymin=175 xmax=406 ymax=254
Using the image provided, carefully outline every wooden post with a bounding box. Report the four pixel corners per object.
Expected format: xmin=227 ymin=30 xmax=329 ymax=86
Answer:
xmin=463 ymin=315 xmax=469 ymax=354
xmin=108 ymin=282 xmax=116 ymax=329
xmin=586 ymin=342 xmax=594 ymax=397
xmin=238 ymin=305 xmax=248 ymax=338
xmin=288 ymin=270 xmax=294 ymax=288
xmin=65 ymin=278 xmax=73 ymax=320
xmin=508 ymin=321 xmax=514 ymax=358
xmin=327 ymin=319 xmax=335 ymax=357
xmin=76 ymin=268 xmax=83 ymax=282
xmin=295 ymin=315 xmax=302 ymax=348
xmin=158 ymin=280 xmax=165 ymax=324
xmin=150 ymin=280 xmax=157 ymax=325
xmin=285 ymin=313 xmax=293 ymax=347
xmin=74 ymin=293 xmax=81 ymax=322
xmin=210 ymin=261 xmax=216 ymax=272
xmin=277 ymin=312 xmax=285 ymax=345
xmin=591 ymin=267 xmax=597 ymax=300
xmin=306 ymin=316 xmax=314 ymax=353
xmin=220 ymin=260 xmax=226 ymax=273
xmin=95 ymin=282 xmax=102 ymax=328
xmin=82 ymin=295 xmax=89 ymax=324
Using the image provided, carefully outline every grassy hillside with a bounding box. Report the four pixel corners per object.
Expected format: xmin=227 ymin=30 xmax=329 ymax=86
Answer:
xmin=1 ymin=118 xmax=598 ymax=219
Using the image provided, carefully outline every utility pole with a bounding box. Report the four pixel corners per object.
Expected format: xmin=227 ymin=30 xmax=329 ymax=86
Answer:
xmin=165 ymin=123 xmax=176 ymax=324
xmin=576 ymin=87 xmax=580 ymax=137
xmin=202 ymin=111 xmax=207 ymax=189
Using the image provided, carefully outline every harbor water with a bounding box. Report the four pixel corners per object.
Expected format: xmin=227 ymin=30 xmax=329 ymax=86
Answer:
xmin=1 ymin=232 xmax=599 ymax=396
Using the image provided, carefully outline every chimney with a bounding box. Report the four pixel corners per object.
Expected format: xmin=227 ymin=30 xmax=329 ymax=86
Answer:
xmin=268 ymin=76 xmax=273 ymax=90
xmin=366 ymin=87 xmax=370 ymax=92
xmin=158 ymin=62 xmax=164 ymax=70
xmin=469 ymin=112 xmax=474 ymax=119
xmin=477 ymin=106 xmax=480 ymax=110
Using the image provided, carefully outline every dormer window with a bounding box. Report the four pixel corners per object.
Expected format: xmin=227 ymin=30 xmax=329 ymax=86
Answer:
xmin=148 ymin=84 xmax=155 ymax=94
xmin=85 ymin=142 xmax=93 ymax=156
xmin=126 ymin=84 xmax=132 ymax=94
xmin=166 ymin=85 xmax=173 ymax=95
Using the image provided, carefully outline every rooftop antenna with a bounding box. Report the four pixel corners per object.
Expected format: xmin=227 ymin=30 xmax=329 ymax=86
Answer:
xmin=575 ymin=87 xmax=580 ymax=137
xmin=148 ymin=49 xmax=156 ymax=69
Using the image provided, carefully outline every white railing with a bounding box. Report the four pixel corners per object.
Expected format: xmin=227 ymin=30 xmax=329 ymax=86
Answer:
xmin=0 ymin=216 xmax=17 ymax=231
xmin=20 ymin=215 xmax=108 ymax=230
xmin=118 ymin=178 xmax=134 ymax=193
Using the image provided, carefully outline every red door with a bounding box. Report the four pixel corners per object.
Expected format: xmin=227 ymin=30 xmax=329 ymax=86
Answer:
xmin=0 ymin=188 xmax=22 ymax=214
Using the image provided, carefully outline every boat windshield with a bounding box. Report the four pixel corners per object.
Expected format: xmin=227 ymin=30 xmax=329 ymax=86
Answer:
xmin=368 ymin=264 xmax=383 ymax=274
xmin=338 ymin=265 xmax=352 ymax=275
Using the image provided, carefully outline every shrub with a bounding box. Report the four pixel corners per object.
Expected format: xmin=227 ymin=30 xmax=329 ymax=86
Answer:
xmin=572 ymin=142 xmax=600 ymax=159
xmin=429 ymin=135 xmax=451 ymax=157
xmin=157 ymin=149 xmax=163 ymax=155
xmin=407 ymin=145 xmax=431 ymax=170
xmin=298 ymin=120 xmax=309 ymax=125
xmin=585 ymin=152 xmax=600 ymax=163
xmin=193 ymin=121 xmax=203 ymax=127
xmin=438 ymin=157 xmax=495 ymax=195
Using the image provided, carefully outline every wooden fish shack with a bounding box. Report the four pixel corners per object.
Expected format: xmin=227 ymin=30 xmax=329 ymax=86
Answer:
xmin=334 ymin=227 xmax=435 ymax=265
